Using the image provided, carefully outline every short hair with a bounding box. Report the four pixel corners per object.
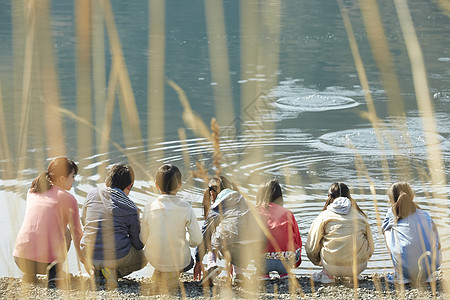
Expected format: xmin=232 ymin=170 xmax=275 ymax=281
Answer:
xmin=155 ymin=164 xmax=181 ymax=193
xmin=105 ymin=164 xmax=135 ymax=191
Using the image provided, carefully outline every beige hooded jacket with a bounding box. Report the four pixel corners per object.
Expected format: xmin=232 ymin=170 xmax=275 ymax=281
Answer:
xmin=305 ymin=197 xmax=374 ymax=273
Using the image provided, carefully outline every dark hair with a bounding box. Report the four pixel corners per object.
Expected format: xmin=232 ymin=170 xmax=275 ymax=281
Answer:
xmin=105 ymin=164 xmax=135 ymax=191
xmin=323 ymin=182 xmax=366 ymax=217
xmin=155 ymin=164 xmax=182 ymax=193
xmin=202 ymin=176 xmax=238 ymax=217
xmin=30 ymin=157 xmax=78 ymax=194
xmin=388 ymin=182 xmax=419 ymax=220
xmin=256 ymin=179 xmax=283 ymax=208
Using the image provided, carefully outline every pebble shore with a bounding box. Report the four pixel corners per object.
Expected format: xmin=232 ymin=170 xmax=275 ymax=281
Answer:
xmin=0 ymin=272 xmax=447 ymax=299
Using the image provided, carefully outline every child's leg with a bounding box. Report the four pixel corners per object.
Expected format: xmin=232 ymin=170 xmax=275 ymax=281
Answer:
xmin=206 ymin=250 xmax=217 ymax=270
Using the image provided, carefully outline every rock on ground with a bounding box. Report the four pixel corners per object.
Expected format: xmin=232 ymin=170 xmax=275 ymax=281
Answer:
xmin=0 ymin=272 xmax=447 ymax=299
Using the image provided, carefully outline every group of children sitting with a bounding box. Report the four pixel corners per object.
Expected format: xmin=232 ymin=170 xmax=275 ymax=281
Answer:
xmin=13 ymin=157 xmax=442 ymax=289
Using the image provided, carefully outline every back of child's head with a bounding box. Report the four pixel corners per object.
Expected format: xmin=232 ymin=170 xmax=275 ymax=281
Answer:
xmin=30 ymin=157 xmax=78 ymax=194
xmin=155 ymin=164 xmax=181 ymax=193
xmin=388 ymin=182 xmax=418 ymax=220
xmin=256 ymin=179 xmax=283 ymax=208
xmin=105 ymin=164 xmax=135 ymax=191
xmin=323 ymin=182 xmax=366 ymax=217
xmin=327 ymin=182 xmax=351 ymax=199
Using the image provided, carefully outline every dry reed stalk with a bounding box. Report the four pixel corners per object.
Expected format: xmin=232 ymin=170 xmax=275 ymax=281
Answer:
xmin=346 ymin=141 xmax=385 ymax=295
xmin=92 ymin=0 xmax=107 ymax=151
xmin=337 ymin=0 xmax=392 ymax=184
xmin=148 ymin=0 xmax=166 ymax=166
xmin=16 ymin=0 xmax=37 ymax=182
xmin=211 ymin=118 xmax=222 ymax=177
xmin=357 ymin=0 xmax=422 ymax=183
xmin=191 ymin=161 xmax=209 ymax=187
xmin=168 ymin=80 xmax=212 ymax=141
xmin=0 ymin=82 xmax=13 ymax=178
xmin=358 ymin=0 xmax=406 ymax=118
xmin=100 ymin=0 xmax=145 ymax=173
xmin=12 ymin=0 xmax=26 ymax=156
xmin=56 ymin=106 xmax=153 ymax=184
xmin=259 ymin=0 xmax=281 ymax=91
xmin=436 ymin=0 xmax=450 ymax=15
xmin=204 ymin=0 xmax=235 ymax=126
xmin=76 ymin=0 xmax=93 ymax=174
xmin=393 ymin=0 xmax=447 ymax=294
xmin=178 ymin=128 xmax=192 ymax=181
xmin=239 ymin=0 xmax=259 ymax=118
xmin=97 ymin=61 xmax=118 ymax=181
xmin=36 ymin=0 xmax=67 ymax=157
xmin=238 ymin=0 xmax=281 ymax=188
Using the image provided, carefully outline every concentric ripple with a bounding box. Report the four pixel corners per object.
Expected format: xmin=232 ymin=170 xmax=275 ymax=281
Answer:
xmin=315 ymin=127 xmax=450 ymax=156
xmin=275 ymin=93 xmax=360 ymax=112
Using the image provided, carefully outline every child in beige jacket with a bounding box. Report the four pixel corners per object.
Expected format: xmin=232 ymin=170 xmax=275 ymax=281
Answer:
xmin=306 ymin=183 xmax=374 ymax=283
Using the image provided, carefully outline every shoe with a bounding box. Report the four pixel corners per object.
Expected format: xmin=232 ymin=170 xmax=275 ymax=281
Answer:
xmin=258 ymin=274 xmax=271 ymax=281
xmin=93 ymin=267 xmax=106 ymax=285
xmin=425 ymin=274 xmax=436 ymax=283
xmin=279 ymin=273 xmax=291 ymax=280
xmin=312 ymin=270 xmax=335 ymax=284
xmin=199 ymin=266 xmax=220 ymax=286
xmin=385 ymin=273 xmax=411 ymax=284
xmin=101 ymin=267 xmax=118 ymax=287
xmin=47 ymin=263 xmax=67 ymax=288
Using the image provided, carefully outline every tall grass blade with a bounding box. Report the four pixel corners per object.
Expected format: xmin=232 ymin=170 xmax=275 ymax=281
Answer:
xmin=76 ymin=0 xmax=93 ymax=173
xmin=36 ymin=0 xmax=67 ymax=157
xmin=148 ymin=0 xmax=166 ymax=168
xmin=204 ymin=0 xmax=235 ymax=126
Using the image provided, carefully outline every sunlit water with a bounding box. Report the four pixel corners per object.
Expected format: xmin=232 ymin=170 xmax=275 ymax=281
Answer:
xmin=0 ymin=0 xmax=449 ymax=278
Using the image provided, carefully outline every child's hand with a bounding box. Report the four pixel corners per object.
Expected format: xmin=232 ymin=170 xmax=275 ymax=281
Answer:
xmin=193 ymin=262 xmax=203 ymax=281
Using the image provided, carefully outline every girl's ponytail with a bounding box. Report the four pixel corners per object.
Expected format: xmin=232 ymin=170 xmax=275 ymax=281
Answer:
xmin=29 ymin=157 xmax=78 ymax=194
xmin=30 ymin=172 xmax=52 ymax=194
xmin=393 ymin=191 xmax=417 ymax=220
xmin=388 ymin=182 xmax=419 ymax=220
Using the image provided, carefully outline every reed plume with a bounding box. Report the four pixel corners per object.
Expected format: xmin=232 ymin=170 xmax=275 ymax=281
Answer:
xmin=191 ymin=161 xmax=209 ymax=188
xmin=211 ymin=118 xmax=222 ymax=177
xmin=168 ymin=80 xmax=211 ymax=141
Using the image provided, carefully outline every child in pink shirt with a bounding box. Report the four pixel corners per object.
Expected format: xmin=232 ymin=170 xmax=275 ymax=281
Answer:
xmin=13 ymin=157 xmax=85 ymax=286
xmin=256 ymin=179 xmax=302 ymax=280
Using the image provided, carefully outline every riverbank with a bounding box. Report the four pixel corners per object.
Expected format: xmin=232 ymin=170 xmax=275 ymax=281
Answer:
xmin=0 ymin=272 xmax=447 ymax=299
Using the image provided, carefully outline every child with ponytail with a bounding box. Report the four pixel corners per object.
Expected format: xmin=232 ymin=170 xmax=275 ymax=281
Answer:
xmin=256 ymin=179 xmax=302 ymax=280
xmin=382 ymin=182 xmax=441 ymax=284
xmin=13 ymin=157 xmax=85 ymax=285
xmin=306 ymin=182 xmax=374 ymax=283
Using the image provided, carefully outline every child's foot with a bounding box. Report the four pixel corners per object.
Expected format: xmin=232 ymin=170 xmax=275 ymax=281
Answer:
xmin=47 ymin=263 xmax=68 ymax=289
xmin=101 ymin=267 xmax=118 ymax=288
xmin=385 ymin=273 xmax=411 ymax=284
xmin=258 ymin=274 xmax=271 ymax=281
xmin=312 ymin=269 xmax=335 ymax=284
xmin=279 ymin=273 xmax=291 ymax=280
